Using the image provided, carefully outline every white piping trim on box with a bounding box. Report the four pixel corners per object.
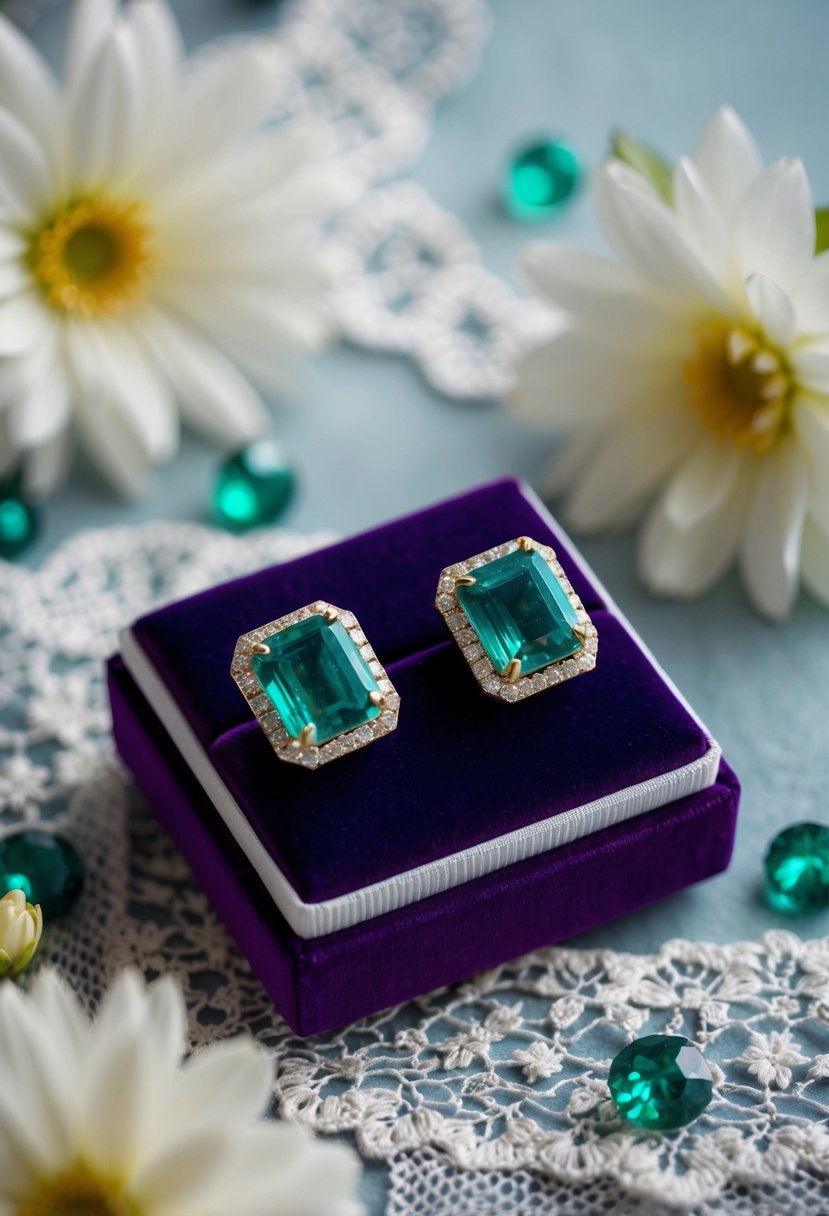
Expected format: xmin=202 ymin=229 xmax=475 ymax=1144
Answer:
xmin=119 ymin=624 xmax=721 ymax=942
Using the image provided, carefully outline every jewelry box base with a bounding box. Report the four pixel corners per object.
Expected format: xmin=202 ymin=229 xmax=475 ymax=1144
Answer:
xmin=108 ymin=654 xmax=739 ymax=1037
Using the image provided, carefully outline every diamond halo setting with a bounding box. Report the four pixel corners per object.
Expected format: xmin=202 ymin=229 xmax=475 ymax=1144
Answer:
xmin=231 ymin=603 xmax=400 ymax=768
xmin=434 ymin=537 xmax=598 ymax=702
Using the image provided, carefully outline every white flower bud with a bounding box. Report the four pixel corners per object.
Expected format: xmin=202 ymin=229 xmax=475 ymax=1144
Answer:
xmin=0 ymin=890 xmax=43 ymax=978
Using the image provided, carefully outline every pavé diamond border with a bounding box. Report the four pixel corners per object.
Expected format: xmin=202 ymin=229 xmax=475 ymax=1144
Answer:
xmin=435 ymin=538 xmax=598 ymax=702
xmin=231 ymin=602 xmax=400 ymax=768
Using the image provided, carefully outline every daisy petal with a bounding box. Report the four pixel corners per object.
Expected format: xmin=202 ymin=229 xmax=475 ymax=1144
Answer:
xmin=141 ymin=42 xmax=282 ymax=190
xmin=792 ymin=249 xmax=829 ymax=337
xmin=595 ymin=161 xmax=733 ymax=311
xmin=801 ymin=518 xmax=829 ymax=608
xmin=520 ymin=243 xmax=692 ymax=351
xmin=0 ymin=260 xmax=28 ymax=301
xmin=672 ymin=156 xmax=734 ymax=287
xmin=69 ymin=21 xmax=142 ymax=186
xmin=691 ymin=105 xmax=763 ymax=221
xmin=142 ymin=976 xmax=187 ymax=1077
xmin=67 ymin=320 xmax=178 ymax=461
xmin=0 ymin=14 xmax=60 ymax=154
xmin=794 ymin=396 xmax=829 ymax=535
xmin=131 ymin=1128 xmax=229 ymax=1213
xmin=176 ymin=1038 xmax=273 ymax=1128
xmin=733 ymin=158 xmax=815 ymax=294
xmin=640 ymin=455 xmax=750 ymax=597
xmin=128 ymin=0 xmax=181 ymax=128
xmin=661 ymin=435 xmax=744 ymax=531
xmin=510 ymin=328 xmax=683 ymax=432
xmin=63 ymin=0 xmax=116 ymax=89
xmin=131 ymin=309 xmax=270 ymax=445
xmin=741 ymin=437 xmax=808 ymax=619
xmin=8 ymin=355 xmax=71 ymax=448
xmin=745 ymin=273 xmax=796 ymax=348
xmin=208 ymin=1125 xmax=363 ymax=1216
xmin=791 ymin=340 xmax=829 ymax=393
xmin=23 ymin=427 xmax=73 ymax=498
xmin=0 ymin=106 xmax=53 ymax=220
xmin=565 ymin=402 xmax=696 ymax=533
xmin=27 ymin=969 xmax=90 ymax=1073
xmin=0 ymin=292 xmax=53 ymax=358
xmin=0 ymin=226 xmax=26 ymax=261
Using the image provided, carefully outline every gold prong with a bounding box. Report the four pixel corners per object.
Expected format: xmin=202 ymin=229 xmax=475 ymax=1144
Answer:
xmin=518 ymin=536 xmax=534 ymax=552
xmin=369 ymin=691 xmax=387 ymax=708
xmin=504 ymin=658 xmax=522 ymax=683
xmin=296 ymin=723 xmax=316 ymax=747
xmin=252 ymin=642 xmax=271 ymax=655
xmin=572 ymin=624 xmax=588 ymax=641
xmin=455 ymin=575 xmax=476 ymax=588
xmin=323 ymin=606 xmax=339 ymax=621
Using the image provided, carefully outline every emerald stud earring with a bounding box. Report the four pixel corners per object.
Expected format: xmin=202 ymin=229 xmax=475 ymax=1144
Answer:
xmin=435 ymin=537 xmax=598 ymax=702
xmin=231 ymin=602 xmax=400 ymax=768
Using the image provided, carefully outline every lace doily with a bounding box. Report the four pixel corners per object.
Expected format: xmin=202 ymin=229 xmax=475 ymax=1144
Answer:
xmin=263 ymin=0 xmax=555 ymax=400
xmin=2 ymin=521 xmax=828 ymax=1215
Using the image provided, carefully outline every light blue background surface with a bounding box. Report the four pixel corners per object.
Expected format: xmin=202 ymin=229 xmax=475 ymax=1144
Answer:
xmin=20 ymin=3 xmax=829 ymax=975
xmin=18 ymin=4 xmax=829 ymax=1208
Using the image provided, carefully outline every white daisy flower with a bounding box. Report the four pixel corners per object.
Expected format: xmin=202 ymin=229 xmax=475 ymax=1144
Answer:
xmin=0 ymin=0 xmax=340 ymax=497
xmin=0 ymin=968 xmax=364 ymax=1216
xmin=512 ymin=105 xmax=829 ymax=619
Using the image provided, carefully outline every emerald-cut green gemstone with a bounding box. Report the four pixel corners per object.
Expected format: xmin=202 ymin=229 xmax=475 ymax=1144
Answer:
xmin=764 ymin=822 xmax=829 ymax=914
xmin=252 ymin=615 xmax=381 ymax=744
xmin=504 ymin=138 xmax=582 ymax=221
xmin=609 ymin=1035 xmax=713 ymax=1130
xmin=456 ymin=548 xmax=581 ymax=676
xmin=213 ymin=439 xmax=296 ymax=532
xmin=0 ymin=830 xmax=84 ymax=918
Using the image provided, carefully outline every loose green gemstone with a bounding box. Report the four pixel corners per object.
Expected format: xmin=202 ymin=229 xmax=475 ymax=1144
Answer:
xmin=764 ymin=821 xmax=829 ymax=914
xmin=213 ymin=439 xmax=296 ymax=531
xmin=456 ymin=548 xmax=581 ymax=676
xmin=609 ymin=1035 xmax=713 ymax=1131
xmin=252 ymin=615 xmax=381 ymax=745
xmin=504 ymin=138 xmax=582 ymax=221
xmin=0 ymin=475 xmax=39 ymax=559
xmin=0 ymin=830 xmax=85 ymax=918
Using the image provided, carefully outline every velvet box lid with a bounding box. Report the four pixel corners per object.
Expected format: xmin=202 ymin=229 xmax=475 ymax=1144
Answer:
xmin=110 ymin=479 xmax=739 ymax=1033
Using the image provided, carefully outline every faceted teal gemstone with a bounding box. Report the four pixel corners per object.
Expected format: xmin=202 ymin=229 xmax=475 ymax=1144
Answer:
xmin=764 ymin=822 xmax=829 ymax=914
xmin=456 ymin=548 xmax=581 ymax=676
xmin=504 ymin=138 xmax=582 ymax=221
xmin=609 ymin=1035 xmax=713 ymax=1130
xmin=252 ymin=615 xmax=381 ymax=744
xmin=0 ymin=472 xmax=39 ymax=559
xmin=0 ymin=830 xmax=85 ymax=918
xmin=213 ymin=439 xmax=296 ymax=532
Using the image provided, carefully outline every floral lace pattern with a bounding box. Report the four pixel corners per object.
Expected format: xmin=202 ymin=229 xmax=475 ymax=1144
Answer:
xmin=1 ymin=521 xmax=828 ymax=1214
xmin=264 ymin=0 xmax=554 ymax=399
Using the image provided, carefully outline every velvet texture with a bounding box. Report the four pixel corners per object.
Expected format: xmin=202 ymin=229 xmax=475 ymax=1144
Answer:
xmin=109 ymin=656 xmax=739 ymax=1036
xmin=129 ymin=479 xmax=714 ymax=903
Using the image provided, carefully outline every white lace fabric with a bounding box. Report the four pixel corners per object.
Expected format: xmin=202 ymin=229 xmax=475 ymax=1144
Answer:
xmin=1 ymin=522 xmax=828 ymax=1216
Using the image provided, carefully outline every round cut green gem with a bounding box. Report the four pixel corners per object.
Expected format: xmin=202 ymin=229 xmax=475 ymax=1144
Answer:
xmin=213 ymin=439 xmax=296 ymax=531
xmin=0 ymin=830 xmax=85 ymax=918
xmin=504 ymin=138 xmax=582 ymax=221
xmin=0 ymin=479 xmax=39 ymax=559
xmin=609 ymin=1034 xmax=713 ymax=1130
xmin=764 ymin=821 xmax=829 ymax=914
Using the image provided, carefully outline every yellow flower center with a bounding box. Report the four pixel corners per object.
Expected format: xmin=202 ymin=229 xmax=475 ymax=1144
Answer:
xmin=29 ymin=198 xmax=155 ymax=317
xmin=15 ymin=1163 xmax=138 ymax=1216
xmin=683 ymin=318 xmax=792 ymax=454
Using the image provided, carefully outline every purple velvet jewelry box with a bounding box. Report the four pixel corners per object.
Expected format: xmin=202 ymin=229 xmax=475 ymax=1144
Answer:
xmin=108 ymin=479 xmax=739 ymax=1035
